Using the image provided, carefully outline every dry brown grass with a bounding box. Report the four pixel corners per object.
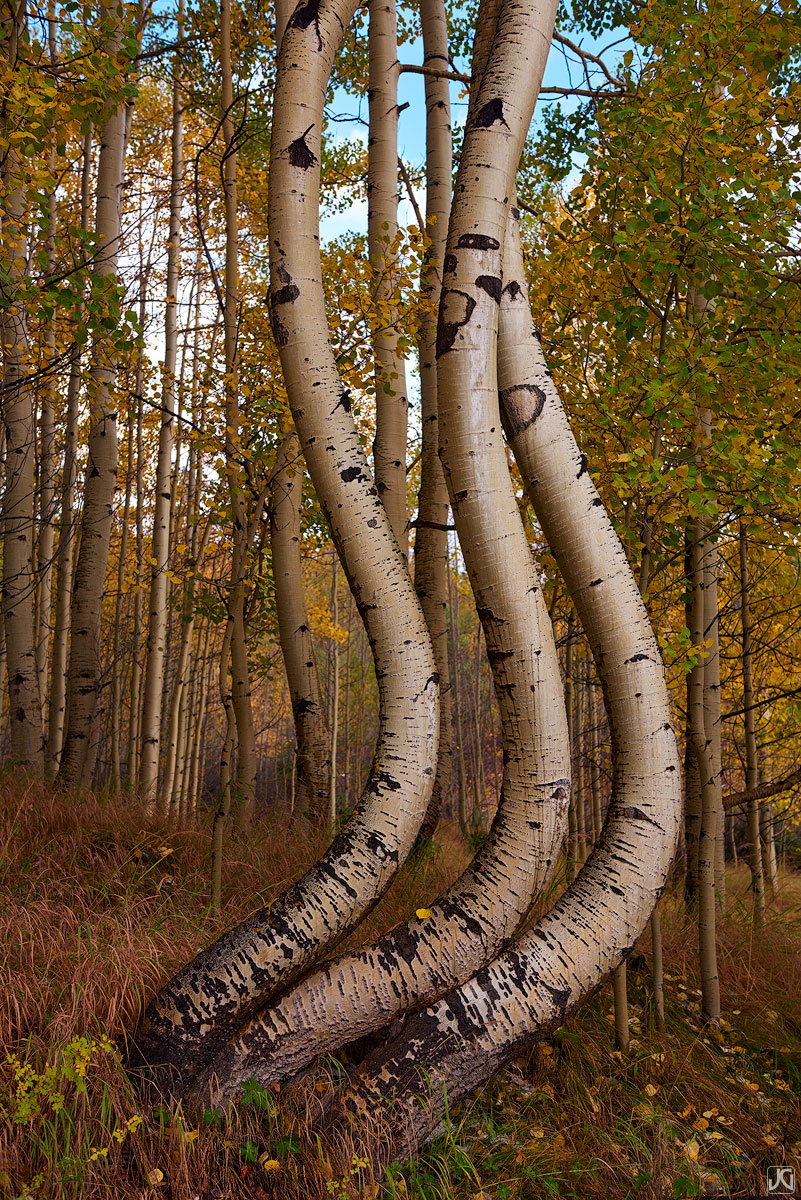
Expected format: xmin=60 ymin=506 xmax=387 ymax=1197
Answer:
xmin=0 ymin=775 xmax=799 ymax=1199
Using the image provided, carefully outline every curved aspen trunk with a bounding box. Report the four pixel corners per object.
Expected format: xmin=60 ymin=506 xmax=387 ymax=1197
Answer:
xmin=139 ymin=3 xmax=183 ymax=798
xmin=368 ymin=0 xmax=409 ymax=559
xmin=130 ymin=0 xmax=438 ymax=1094
xmin=183 ymin=0 xmax=573 ymax=1114
xmin=319 ymin=184 xmax=681 ymax=1161
xmin=269 ymin=432 xmax=331 ymax=824
xmin=59 ymin=88 xmax=126 ymax=785
xmin=412 ymin=0 xmax=454 ymax=838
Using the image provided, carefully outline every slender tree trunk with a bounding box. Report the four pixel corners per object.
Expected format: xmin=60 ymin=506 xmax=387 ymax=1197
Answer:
xmin=704 ymin=548 xmax=725 ymax=902
xmin=127 ymin=347 xmax=145 ymax=787
xmin=110 ymin=414 xmax=134 ymax=790
xmin=761 ymin=795 xmax=779 ymax=897
xmin=449 ymin=559 xmax=469 ymax=837
xmin=268 ymin=432 xmax=331 ymax=823
xmin=1 ymin=0 xmax=42 ymax=768
xmin=326 ymin=554 xmax=340 ymax=830
xmin=683 ymin=525 xmax=701 ymax=904
xmin=688 ymin=516 xmax=721 ymax=1024
xmin=220 ymin=0 xmax=257 ymax=827
xmin=139 ymin=3 xmax=184 ymax=798
xmin=211 ymin=621 xmax=235 ymax=916
xmin=35 ymin=141 xmax=58 ymax=724
xmin=564 ymin=618 xmax=577 ymax=879
xmin=738 ymin=521 xmax=764 ymax=922
xmin=59 ymin=71 xmax=127 ymax=784
xmin=368 ymin=0 xmax=409 ymax=559
xmin=412 ymin=0 xmax=454 ymax=839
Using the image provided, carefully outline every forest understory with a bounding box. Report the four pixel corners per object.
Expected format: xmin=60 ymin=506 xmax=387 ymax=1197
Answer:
xmin=1 ymin=780 xmax=799 ymax=1200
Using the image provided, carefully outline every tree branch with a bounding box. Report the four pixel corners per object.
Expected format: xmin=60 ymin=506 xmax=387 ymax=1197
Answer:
xmin=723 ymin=766 xmax=801 ymax=812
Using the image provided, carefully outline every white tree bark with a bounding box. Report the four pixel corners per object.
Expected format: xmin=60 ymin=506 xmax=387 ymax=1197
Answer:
xmin=130 ymin=0 xmax=439 ymax=1094
xmin=1 ymin=0 xmax=42 ymax=769
xmin=368 ymin=0 xmax=409 ymax=559
xmin=139 ymin=0 xmax=184 ymax=796
xmin=269 ymin=432 xmax=331 ymax=823
xmin=318 ymin=168 xmax=681 ymax=1166
xmin=412 ymin=0 xmax=454 ymax=836
xmin=59 ymin=80 xmax=127 ymax=784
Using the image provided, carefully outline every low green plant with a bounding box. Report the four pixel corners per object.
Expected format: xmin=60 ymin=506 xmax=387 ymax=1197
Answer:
xmin=1 ymin=1034 xmax=142 ymax=1192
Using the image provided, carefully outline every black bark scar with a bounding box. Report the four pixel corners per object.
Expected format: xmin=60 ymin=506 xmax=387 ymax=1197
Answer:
xmin=456 ymin=233 xmax=500 ymax=251
xmin=436 ymin=288 xmax=476 ymax=357
xmin=288 ymin=0 xmax=322 ymax=49
xmin=472 ymin=97 xmax=509 ymax=129
xmin=498 ymin=383 xmax=546 ymax=439
xmin=286 ymin=126 xmax=318 ymax=170
xmin=476 ymin=274 xmax=502 ymax=302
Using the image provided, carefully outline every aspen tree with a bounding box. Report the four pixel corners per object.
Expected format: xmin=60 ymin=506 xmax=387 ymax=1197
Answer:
xmin=220 ymin=0 xmax=257 ymax=826
xmin=110 ymin=413 xmax=135 ymax=790
xmin=268 ymin=432 xmax=331 ymax=823
xmin=131 ymin=0 xmax=441 ymax=1092
xmin=59 ymin=6 xmax=128 ymax=784
xmin=1 ymin=0 xmax=42 ymax=769
xmin=412 ymin=0 xmax=454 ymax=838
xmin=368 ymin=0 xmax=409 ymax=559
xmin=126 ymin=286 xmax=147 ymax=786
xmin=182 ymin=0 xmax=581 ymax=1111
xmin=139 ymin=0 xmax=184 ymax=797
xmin=35 ymin=67 xmax=58 ymax=724
xmin=326 ymin=552 xmax=340 ymax=829
xmin=318 ymin=185 xmax=681 ymax=1166
xmin=689 ymin=514 xmax=721 ymax=1024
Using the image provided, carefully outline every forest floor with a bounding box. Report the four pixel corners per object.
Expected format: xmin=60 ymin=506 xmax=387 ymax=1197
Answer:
xmin=0 ymin=777 xmax=799 ymax=1200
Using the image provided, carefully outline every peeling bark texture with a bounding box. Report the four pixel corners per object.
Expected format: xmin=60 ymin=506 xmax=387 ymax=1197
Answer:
xmin=412 ymin=0 xmax=454 ymax=838
xmin=368 ymin=0 xmax=409 ymax=560
xmin=269 ymin=431 xmax=331 ymax=823
xmin=317 ymin=200 xmax=681 ymax=1164
xmin=58 ymin=89 xmax=126 ymax=785
xmin=130 ymin=0 xmax=438 ymax=1097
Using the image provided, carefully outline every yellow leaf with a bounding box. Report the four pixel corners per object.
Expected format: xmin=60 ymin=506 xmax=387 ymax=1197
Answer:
xmin=684 ymin=1139 xmax=699 ymax=1162
xmin=693 ymin=1117 xmax=709 ymax=1131
xmin=146 ymin=1167 xmax=165 ymax=1185
xmin=415 ymin=908 xmax=432 ymax=920
xmin=315 ymin=1078 xmax=330 ymax=1094
xmin=702 ymin=1109 xmax=718 ymax=1118
xmin=645 ymin=1084 xmax=658 ymax=1097
xmin=260 ymin=1157 xmax=281 ymax=1170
